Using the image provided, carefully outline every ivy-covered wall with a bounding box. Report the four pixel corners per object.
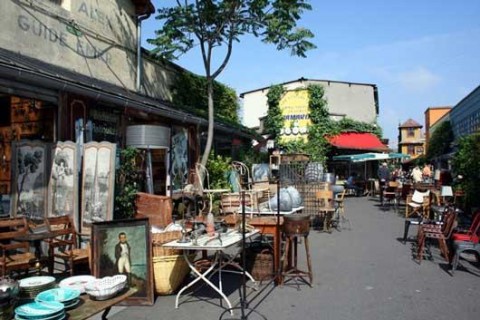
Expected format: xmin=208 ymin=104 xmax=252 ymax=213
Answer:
xmin=171 ymin=71 xmax=240 ymax=124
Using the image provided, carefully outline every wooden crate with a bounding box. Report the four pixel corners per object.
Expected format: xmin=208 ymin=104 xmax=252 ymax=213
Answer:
xmin=135 ymin=192 xmax=173 ymax=228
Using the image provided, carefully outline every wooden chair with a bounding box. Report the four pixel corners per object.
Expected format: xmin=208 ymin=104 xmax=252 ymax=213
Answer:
xmin=334 ymin=189 xmax=351 ymax=230
xmin=0 ymin=217 xmax=35 ymax=277
xmin=45 ymin=215 xmax=90 ymax=276
xmin=383 ymin=181 xmax=399 ymax=209
xmin=416 ymin=208 xmax=457 ymax=264
xmin=316 ymin=190 xmax=335 ymax=232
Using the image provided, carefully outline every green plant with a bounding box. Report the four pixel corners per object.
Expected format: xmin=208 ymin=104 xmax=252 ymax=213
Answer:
xmin=171 ymin=71 xmax=240 ymax=123
xmin=114 ymin=147 xmax=142 ymax=219
xmin=452 ymin=133 xmax=480 ymax=209
xmin=206 ymin=152 xmax=232 ymax=190
xmin=426 ymin=121 xmax=453 ymax=161
xmin=264 ymin=84 xmax=285 ymax=143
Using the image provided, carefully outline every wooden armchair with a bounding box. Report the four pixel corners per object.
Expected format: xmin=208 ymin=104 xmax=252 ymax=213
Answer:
xmin=405 ymin=190 xmax=430 ymax=219
xmin=0 ymin=217 xmax=35 ymax=277
xmin=45 ymin=215 xmax=90 ymax=276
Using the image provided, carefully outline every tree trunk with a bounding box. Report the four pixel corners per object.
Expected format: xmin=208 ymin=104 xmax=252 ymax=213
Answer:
xmin=200 ymin=77 xmax=214 ymax=168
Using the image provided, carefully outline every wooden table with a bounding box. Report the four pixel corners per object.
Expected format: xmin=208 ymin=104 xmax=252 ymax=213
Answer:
xmin=68 ymin=287 xmax=137 ymax=320
xmin=248 ymin=217 xmax=283 ymax=284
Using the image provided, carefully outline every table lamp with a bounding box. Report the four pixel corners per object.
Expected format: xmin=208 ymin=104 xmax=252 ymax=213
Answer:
xmin=441 ymin=185 xmax=453 ymax=206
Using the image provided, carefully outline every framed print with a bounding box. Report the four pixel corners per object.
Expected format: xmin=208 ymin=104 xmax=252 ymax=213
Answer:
xmin=170 ymin=126 xmax=188 ymax=191
xmin=11 ymin=140 xmax=49 ymax=219
xmin=81 ymin=141 xmax=116 ymax=235
xmin=91 ymin=218 xmax=153 ymax=306
xmin=47 ymin=141 xmax=78 ymax=229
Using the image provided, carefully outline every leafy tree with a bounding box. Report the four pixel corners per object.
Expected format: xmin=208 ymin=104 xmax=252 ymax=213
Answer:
xmin=452 ymin=133 xmax=480 ymax=209
xmin=426 ymin=121 xmax=453 ymax=161
xmin=172 ymin=71 xmax=239 ymax=123
xmin=148 ymin=0 xmax=316 ymax=168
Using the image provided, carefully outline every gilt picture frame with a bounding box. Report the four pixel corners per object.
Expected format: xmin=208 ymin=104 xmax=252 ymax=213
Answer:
xmin=91 ymin=218 xmax=153 ymax=306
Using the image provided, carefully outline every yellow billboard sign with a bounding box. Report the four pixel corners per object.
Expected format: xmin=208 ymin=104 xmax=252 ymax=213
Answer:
xmin=279 ymin=89 xmax=310 ymax=142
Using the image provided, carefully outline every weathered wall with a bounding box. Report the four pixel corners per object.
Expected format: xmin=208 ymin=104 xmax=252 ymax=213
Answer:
xmin=241 ymin=79 xmax=378 ymax=129
xmin=0 ymin=0 xmax=176 ymax=101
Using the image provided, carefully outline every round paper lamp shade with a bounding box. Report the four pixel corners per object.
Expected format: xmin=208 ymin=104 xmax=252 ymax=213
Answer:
xmin=126 ymin=125 xmax=170 ymax=149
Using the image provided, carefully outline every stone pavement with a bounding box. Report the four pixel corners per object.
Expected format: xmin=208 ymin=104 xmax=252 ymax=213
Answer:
xmin=98 ymin=197 xmax=479 ymax=320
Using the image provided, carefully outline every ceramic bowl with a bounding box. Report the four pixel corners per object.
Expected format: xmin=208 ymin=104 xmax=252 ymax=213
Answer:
xmin=58 ymin=275 xmax=95 ymax=294
xmin=36 ymin=288 xmax=80 ymax=304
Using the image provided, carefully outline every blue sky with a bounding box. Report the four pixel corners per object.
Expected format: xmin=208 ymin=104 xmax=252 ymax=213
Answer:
xmin=142 ymin=0 xmax=480 ymax=148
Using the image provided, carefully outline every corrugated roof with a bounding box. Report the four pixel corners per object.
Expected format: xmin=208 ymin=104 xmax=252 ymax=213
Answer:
xmin=399 ymin=118 xmax=422 ymax=128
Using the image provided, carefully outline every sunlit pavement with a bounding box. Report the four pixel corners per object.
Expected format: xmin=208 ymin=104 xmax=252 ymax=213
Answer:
xmin=99 ymin=196 xmax=479 ymax=320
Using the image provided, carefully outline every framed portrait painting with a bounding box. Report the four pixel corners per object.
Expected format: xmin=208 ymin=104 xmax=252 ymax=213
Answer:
xmin=81 ymin=141 xmax=116 ymax=235
xmin=91 ymin=218 xmax=153 ymax=306
xmin=47 ymin=141 xmax=78 ymax=229
xmin=10 ymin=140 xmax=49 ymax=220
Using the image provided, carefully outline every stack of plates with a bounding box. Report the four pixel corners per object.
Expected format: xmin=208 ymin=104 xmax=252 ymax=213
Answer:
xmin=18 ymin=277 xmax=56 ymax=300
xmin=36 ymin=288 xmax=81 ymax=310
xmin=14 ymin=301 xmax=65 ymax=320
xmin=58 ymin=275 xmax=95 ymax=294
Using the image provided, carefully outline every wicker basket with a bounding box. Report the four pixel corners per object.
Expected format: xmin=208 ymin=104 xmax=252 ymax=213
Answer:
xmin=151 ymin=231 xmax=191 ymax=295
xmin=153 ymin=254 xmax=193 ymax=295
xmin=246 ymin=243 xmax=274 ymax=281
xmin=152 ymin=231 xmax=183 ymax=256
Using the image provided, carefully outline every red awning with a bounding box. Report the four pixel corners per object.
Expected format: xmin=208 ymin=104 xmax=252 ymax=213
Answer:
xmin=328 ymin=133 xmax=388 ymax=151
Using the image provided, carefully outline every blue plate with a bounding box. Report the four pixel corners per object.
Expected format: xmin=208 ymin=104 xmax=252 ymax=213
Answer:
xmin=36 ymin=288 xmax=81 ymax=304
xmin=15 ymin=301 xmax=64 ymax=318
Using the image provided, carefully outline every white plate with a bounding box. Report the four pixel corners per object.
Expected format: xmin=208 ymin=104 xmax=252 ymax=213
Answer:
xmin=58 ymin=275 xmax=95 ymax=294
xmin=18 ymin=276 xmax=56 ymax=289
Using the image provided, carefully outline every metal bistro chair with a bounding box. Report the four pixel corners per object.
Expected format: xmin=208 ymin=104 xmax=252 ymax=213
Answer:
xmin=451 ymin=211 xmax=480 ymax=275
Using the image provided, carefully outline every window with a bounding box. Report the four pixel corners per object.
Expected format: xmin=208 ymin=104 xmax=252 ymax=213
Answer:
xmin=407 ymin=128 xmax=415 ymax=137
xmin=407 ymin=145 xmax=415 ymax=155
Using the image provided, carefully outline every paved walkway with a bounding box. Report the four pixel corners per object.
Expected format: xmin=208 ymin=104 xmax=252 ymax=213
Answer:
xmin=101 ymin=197 xmax=479 ymax=320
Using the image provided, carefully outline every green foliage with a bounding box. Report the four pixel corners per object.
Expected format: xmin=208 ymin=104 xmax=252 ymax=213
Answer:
xmin=337 ymin=118 xmax=382 ymax=137
xmin=114 ymin=147 xmax=142 ymax=219
xmin=172 ymin=71 xmax=239 ymax=123
xmin=148 ymin=1 xmax=316 ymax=62
xmin=264 ymin=85 xmax=285 ymax=142
xmin=148 ymin=1 xmax=316 ymax=166
xmin=426 ymin=121 xmax=453 ymax=161
xmin=206 ymin=152 xmax=232 ymax=190
xmin=452 ymin=133 xmax=480 ymax=208
xmin=304 ymin=84 xmax=333 ymax=163
xmin=235 ymin=146 xmax=269 ymax=171
xmin=265 ymin=83 xmax=385 ymax=164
